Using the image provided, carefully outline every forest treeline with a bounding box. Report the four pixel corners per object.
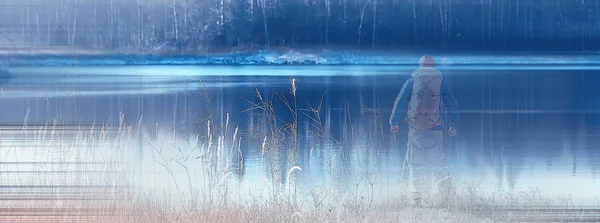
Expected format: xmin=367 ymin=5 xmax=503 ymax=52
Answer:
xmin=0 ymin=0 xmax=599 ymax=52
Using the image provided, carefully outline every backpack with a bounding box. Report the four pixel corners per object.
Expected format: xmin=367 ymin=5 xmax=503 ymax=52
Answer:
xmin=406 ymin=68 xmax=443 ymax=131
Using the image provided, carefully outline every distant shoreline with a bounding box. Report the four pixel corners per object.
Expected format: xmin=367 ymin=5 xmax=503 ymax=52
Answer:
xmin=1 ymin=47 xmax=599 ymax=67
xmin=0 ymin=46 xmax=598 ymax=56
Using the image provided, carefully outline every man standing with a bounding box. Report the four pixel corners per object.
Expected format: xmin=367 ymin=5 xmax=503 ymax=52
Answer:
xmin=389 ymin=55 xmax=460 ymax=206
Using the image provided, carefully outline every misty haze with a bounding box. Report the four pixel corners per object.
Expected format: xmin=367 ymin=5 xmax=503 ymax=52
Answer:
xmin=0 ymin=0 xmax=599 ymax=222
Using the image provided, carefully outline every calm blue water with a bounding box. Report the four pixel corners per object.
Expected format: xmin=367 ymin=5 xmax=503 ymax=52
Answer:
xmin=3 ymin=64 xmax=600 ymax=204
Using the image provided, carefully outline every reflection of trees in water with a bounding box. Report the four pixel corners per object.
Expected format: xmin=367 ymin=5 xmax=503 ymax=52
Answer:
xmin=458 ymin=71 xmax=600 ymax=191
xmin=458 ymin=72 xmax=557 ymax=190
xmin=505 ymin=147 xmax=523 ymax=191
xmin=493 ymin=132 xmax=526 ymax=191
xmin=580 ymin=72 xmax=600 ymax=180
xmin=296 ymin=78 xmax=391 ymax=190
xmin=542 ymin=142 xmax=563 ymax=172
xmin=193 ymin=71 xmax=600 ymax=189
xmin=574 ymin=128 xmax=600 ymax=180
xmin=587 ymin=141 xmax=600 ymax=180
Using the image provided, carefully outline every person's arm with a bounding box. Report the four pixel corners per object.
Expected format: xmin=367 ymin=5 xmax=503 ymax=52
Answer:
xmin=389 ymin=78 xmax=413 ymax=126
xmin=441 ymin=78 xmax=460 ymax=130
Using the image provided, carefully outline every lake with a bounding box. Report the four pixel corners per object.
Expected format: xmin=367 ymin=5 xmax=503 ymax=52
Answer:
xmin=2 ymin=64 xmax=600 ymax=206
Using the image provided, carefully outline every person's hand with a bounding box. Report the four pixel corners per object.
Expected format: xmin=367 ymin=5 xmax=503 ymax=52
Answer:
xmin=391 ymin=125 xmax=399 ymax=133
xmin=448 ymin=127 xmax=457 ymax=136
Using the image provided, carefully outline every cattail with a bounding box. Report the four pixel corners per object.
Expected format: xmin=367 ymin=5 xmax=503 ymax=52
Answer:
xmin=331 ymin=154 xmax=337 ymax=175
xmin=119 ymin=111 xmax=125 ymax=136
xmin=261 ymin=136 xmax=267 ymax=159
xmin=137 ymin=115 xmax=143 ymax=133
xmin=226 ymin=113 xmax=230 ymax=131
xmin=207 ymin=120 xmax=212 ymax=157
xmin=23 ymin=107 xmax=30 ymax=137
xmin=232 ymin=127 xmax=238 ymax=147
xmin=172 ymin=128 xmax=177 ymax=143
xmin=290 ymin=78 xmax=297 ymax=96
xmin=237 ymin=137 xmax=243 ymax=175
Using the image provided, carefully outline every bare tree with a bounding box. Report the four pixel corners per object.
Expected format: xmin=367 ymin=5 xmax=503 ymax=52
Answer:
xmin=357 ymin=1 xmax=370 ymax=46
xmin=324 ymin=0 xmax=330 ymax=45
xmin=260 ymin=0 xmax=269 ymax=46
xmin=371 ymin=0 xmax=377 ymax=48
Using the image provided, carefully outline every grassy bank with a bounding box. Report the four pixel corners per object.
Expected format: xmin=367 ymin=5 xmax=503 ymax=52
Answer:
xmin=0 ymin=79 xmax=598 ymax=223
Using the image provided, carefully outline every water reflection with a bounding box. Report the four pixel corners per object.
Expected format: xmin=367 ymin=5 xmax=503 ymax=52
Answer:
xmin=1 ymin=65 xmax=599 ymax=204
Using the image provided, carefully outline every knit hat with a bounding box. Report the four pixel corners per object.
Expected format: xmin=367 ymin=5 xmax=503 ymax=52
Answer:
xmin=419 ymin=55 xmax=435 ymax=68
